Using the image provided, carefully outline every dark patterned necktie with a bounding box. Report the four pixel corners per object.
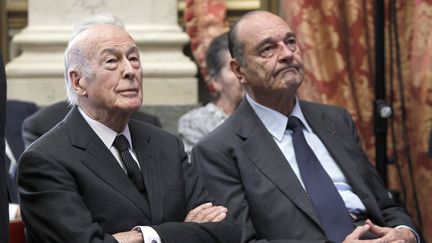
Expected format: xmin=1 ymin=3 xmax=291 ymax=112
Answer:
xmin=287 ymin=116 xmax=354 ymax=242
xmin=113 ymin=134 xmax=146 ymax=193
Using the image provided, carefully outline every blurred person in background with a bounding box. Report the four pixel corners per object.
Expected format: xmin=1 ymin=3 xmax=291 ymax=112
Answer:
xmin=5 ymin=100 xmax=38 ymax=220
xmin=178 ymin=32 xmax=244 ymax=158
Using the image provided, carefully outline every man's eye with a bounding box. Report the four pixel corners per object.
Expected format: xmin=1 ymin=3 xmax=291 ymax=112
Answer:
xmin=129 ymin=56 xmax=139 ymax=62
xmin=261 ymin=46 xmax=273 ymax=56
xmin=106 ymin=58 xmax=117 ymax=64
xmin=286 ymin=38 xmax=297 ymax=48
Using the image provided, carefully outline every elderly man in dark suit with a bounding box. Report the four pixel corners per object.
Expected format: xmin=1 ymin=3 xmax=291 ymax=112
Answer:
xmin=18 ymin=23 xmax=239 ymax=243
xmin=192 ymin=10 xmax=417 ymax=243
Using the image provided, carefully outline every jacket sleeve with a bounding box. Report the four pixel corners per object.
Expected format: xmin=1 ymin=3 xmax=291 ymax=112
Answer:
xmin=191 ymin=140 xmax=327 ymax=243
xmin=152 ymin=136 xmax=241 ymax=243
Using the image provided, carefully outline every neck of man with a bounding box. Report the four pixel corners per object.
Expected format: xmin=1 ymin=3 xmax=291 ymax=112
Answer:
xmin=250 ymin=91 xmax=297 ymax=116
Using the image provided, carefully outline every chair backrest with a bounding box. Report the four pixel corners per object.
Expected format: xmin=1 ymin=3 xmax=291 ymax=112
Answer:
xmin=9 ymin=219 xmax=26 ymax=243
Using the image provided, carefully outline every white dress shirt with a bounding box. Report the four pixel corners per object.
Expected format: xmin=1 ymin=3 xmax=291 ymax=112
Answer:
xmin=78 ymin=108 xmax=161 ymax=243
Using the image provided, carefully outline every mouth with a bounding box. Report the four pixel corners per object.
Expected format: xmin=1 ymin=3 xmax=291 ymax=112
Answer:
xmin=118 ymin=89 xmax=139 ymax=97
xmin=275 ymin=65 xmax=299 ymax=77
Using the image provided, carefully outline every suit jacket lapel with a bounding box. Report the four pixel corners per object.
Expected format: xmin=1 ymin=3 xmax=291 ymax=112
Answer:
xmin=64 ymin=107 xmax=151 ymax=220
xmin=301 ymin=102 xmax=375 ymax=213
xmin=130 ymin=121 xmax=164 ymax=224
xmin=235 ymin=100 xmax=321 ymax=226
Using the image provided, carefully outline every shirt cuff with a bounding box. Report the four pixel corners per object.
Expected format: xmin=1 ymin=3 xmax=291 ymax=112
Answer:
xmin=133 ymin=226 xmax=161 ymax=243
xmin=9 ymin=203 xmax=19 ymax=220
xmin=396 ymin=225 xmax=420 ymax=243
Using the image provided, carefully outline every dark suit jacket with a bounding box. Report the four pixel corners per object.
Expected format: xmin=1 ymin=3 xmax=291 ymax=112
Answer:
xmin=0 ymin=53 xmax=9 ymax=243
xmin=192 ymin=99 xmax=415 ymax=243
xmin=5 ymin=100 xmax=38 ymax=203
xmin=18 ymin=107 xmax=240 ymax=243
xmin=22 ymin=101 xmax=161 ymax=148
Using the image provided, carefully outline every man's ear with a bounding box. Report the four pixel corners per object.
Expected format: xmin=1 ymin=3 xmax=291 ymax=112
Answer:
xmin=230 ymin=59 xmax=246 ymax=85
xmin=70 ymin=71 xmax=86 ymax=96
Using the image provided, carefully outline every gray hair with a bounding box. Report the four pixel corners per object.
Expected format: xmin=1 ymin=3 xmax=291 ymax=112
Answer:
xmin=205 ymin=32 xmax=229 ymax=81
xmin=64 ymin=14 xmax=125 ymax=105
xmin=228 ymin=25 xmax=244 ymax=66
xmin=228 ymin=10 xmax=269 ymax=66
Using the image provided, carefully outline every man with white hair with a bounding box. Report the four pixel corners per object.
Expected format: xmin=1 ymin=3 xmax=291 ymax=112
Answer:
xmin=18 ymin=19 xmax=240 ymax=243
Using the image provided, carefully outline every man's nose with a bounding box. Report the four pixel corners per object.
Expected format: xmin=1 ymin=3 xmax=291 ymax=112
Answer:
xmin=277 ymin=42 xmax=295 ymax=62
xmin=122 ymin=58 xmax=134 ymax=79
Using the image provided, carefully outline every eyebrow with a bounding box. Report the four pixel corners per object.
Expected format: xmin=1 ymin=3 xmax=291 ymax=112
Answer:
xmin=255 ymin=32 xmax=296 ymax=49
xmin=99 ymin=48 xmax=117 ymax=57
xmin=99 ymin=46 xmax=139 ymax=57
xmin=127 ymin=46 xmax=139 ymax=55
xmin=283 ymin=32 xmax=296 ymax=42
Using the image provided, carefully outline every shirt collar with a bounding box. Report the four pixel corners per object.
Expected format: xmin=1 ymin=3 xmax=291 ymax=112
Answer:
xmin=246 ymin=94 xmax=312 ymax=141
xmin=78 ymin=107 xmax=133 ymax=149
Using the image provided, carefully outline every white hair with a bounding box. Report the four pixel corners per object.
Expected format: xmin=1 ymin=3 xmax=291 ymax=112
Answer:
xmin=64 ymin=14 xmax=125 ymax=105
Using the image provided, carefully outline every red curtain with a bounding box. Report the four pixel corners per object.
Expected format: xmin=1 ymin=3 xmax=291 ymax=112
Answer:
xmin=184 ymin=0 xmax=228 ymax=78
xmin=283 ymin=0 xmax=432 ymax=241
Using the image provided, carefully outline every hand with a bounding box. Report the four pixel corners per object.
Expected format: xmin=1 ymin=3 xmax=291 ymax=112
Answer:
xmin=366 ymin=220 xmax=416 ymax=243
xmin=343 ymin=220 xmax=416 ymax=243
xmin=184 ymin=202 xmax=228 ymax=223
xmin=112 ymin=230 xmax=143 ymax=243
xmin=343 ymin=224 xmax=372 ymax=243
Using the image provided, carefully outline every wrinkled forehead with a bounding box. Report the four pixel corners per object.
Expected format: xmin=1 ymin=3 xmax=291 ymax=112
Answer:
xmin=89 ymin=25 xmax=135 ymax=45
xmin=236 ymin=12 xmax=294 ymax=48
xmin=72 ymin=24 xmax=137 ymax=58
xmin=81 ymin=24 xmax=130 ymax=38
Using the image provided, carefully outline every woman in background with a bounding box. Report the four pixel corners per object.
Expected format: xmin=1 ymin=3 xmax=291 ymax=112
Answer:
xmin=178 ymin=32 xmax=244 ymax=158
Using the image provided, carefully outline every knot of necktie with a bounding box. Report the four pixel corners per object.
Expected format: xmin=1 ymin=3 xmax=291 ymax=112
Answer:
xmin=287 ymin=116 xmax=303 ymax=131
xmin=113 ymin=134 xmax=130 ymax=152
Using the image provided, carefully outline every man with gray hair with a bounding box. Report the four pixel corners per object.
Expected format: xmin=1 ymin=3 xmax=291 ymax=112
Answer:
xmin=18 ymin=18 xmax=240 ymax=243
xmin=193 ymin=10 xmax=417 ymax=243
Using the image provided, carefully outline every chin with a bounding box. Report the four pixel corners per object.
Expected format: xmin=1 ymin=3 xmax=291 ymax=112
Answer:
xmin=121 ymin=101 xmax=142 ymax=112
xmin=130 ymin=103 xmax=142 ymax=111
xmin=127 ymin=96 xmax=142 ymax=105
xmin=281 ymin=79 xmax=301 ymax=87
